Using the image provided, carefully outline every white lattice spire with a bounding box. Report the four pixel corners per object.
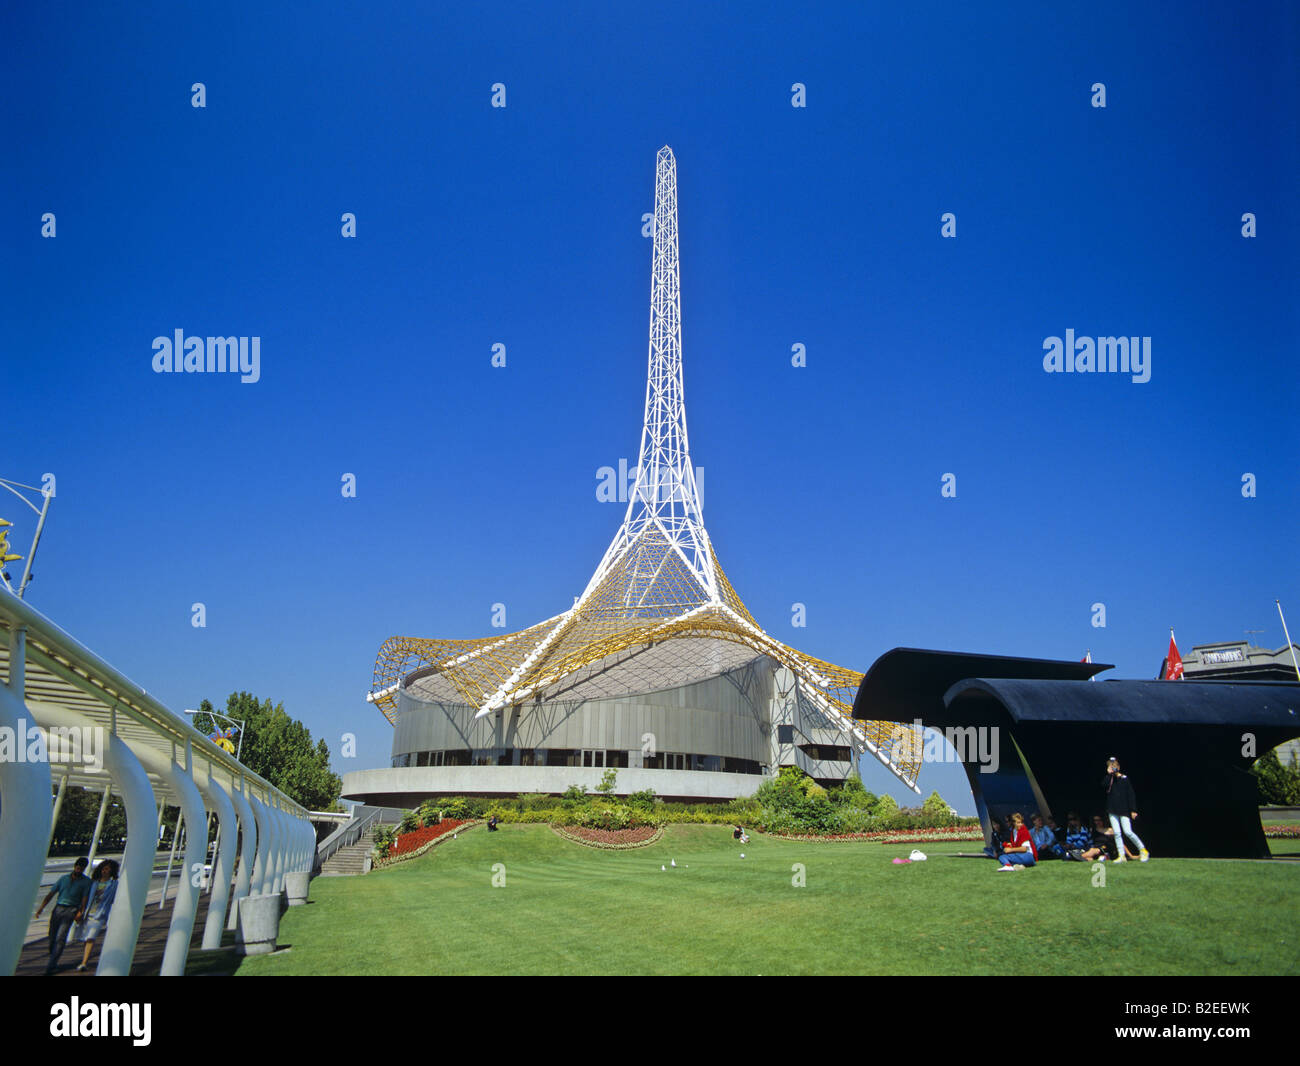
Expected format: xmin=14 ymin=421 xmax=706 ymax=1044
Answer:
xmin=585 ymin=145 xmax=720 ymax=608
xmin=373 ymin=146 xmax=924 ymax=791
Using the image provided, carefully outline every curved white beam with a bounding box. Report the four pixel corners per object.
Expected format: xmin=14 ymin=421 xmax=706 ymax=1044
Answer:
xmin=191 ymin=766 xmax=235 ymax=950
xmin=27 ymin=701 xmax=156 ymax=977
xmin=226 ymin=779 xmax=257 ymax=931
xmin=130 ymin=740 xmax=205 ymax=976
xmin=0 ymin=628 xmax=52 ymax=976
xmin=250 ymin=793 xmax=275 ymax=895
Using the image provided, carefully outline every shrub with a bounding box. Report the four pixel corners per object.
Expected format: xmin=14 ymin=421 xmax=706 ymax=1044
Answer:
xmin=1254 ymin=748 xmax=1300 ymax=805
xmin=371 ymin=825 xmax=396 ymax=860
xmin=625 ymin=788 xmax=659 ymax=812
xmin=398 ymin=810 xmax=421 ymax=834
xmin=920 ymin=790 xmax=955 ymax=826
xmin=436 ymin=797 xmax=474 ymax=820
xmin=831 ymin=775 xmax=877 ymax=810
xmin=872 ymin=794 xmax=900 ymax=820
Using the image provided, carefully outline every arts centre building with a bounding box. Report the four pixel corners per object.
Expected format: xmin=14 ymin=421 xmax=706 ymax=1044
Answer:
xmin=341 ymin=149 xmax=922 ymax=806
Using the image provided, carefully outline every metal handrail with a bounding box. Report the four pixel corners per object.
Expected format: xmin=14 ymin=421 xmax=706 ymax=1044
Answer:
xmin=317 ymin=808 xmax=383 ymax=866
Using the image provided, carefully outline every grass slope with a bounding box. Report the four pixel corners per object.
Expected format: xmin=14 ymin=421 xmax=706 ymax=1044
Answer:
xmin=239 ymin=824 xmax=1300 ymax=976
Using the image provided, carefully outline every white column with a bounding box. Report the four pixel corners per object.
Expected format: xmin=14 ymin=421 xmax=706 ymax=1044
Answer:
xmin=129 ymin=740 xmax=205 ymax=976
xmin=270 ymin=801 xmax=286 ymax=893
xmin=28 ymin=702 xmax=155 ymax=977
xmin=47 ymin=771 xmax=69 ymax=851
xmin=86 ymin=781 xmax=113 ymax=867
xmin=0 ymin=627 xmax=52 ymax=976
xmin=191 ymin=768 xmax=235 ymax=950
xmin=249 ymin=793 xmax=274 ymax=895
xmin=226 ymin=778 xmax=257 ymax=930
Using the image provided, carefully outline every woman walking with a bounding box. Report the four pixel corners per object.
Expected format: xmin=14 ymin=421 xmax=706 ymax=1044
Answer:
xmin=76 ymin=859 xmax=120 ymax=972
xmin=1104 ymin=758 xmax=1150 ymax=863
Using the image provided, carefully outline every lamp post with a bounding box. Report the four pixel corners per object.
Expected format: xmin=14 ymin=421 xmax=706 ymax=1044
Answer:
xmin=0 ymin=476 xmax=53 ymax=599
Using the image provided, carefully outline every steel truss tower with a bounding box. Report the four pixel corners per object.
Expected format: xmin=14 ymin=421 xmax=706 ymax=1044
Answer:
xmin=369 ymin=147 xmax=922 ymax=790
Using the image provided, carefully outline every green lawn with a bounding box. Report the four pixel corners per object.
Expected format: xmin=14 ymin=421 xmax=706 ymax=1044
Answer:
xmin=238 ymin=824 xmax=1300 ymax=976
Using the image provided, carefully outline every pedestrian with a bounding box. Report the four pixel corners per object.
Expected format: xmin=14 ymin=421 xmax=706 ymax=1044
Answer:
xmin=76 ymin=859 xmax=120 ymax=972
xmin=1103 ymin=757 xmax=1150 ymax=862
xmin=34 ymin=856 xmax=92 ymax=974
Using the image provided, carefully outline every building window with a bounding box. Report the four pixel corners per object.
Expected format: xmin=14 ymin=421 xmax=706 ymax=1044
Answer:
xmin=546 ymin=749 xmax=579 ymax=767
xmin=799 ymin=744 xmax=851 ymax=763
xmin=777 ymin=725 xmax=795 ymax=744
xmin=606 ymin=750 xmax=629 ymax=768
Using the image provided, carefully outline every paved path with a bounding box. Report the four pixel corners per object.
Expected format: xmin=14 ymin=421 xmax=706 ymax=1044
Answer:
xmin=17 ymin=890 xmax=238 ymax=977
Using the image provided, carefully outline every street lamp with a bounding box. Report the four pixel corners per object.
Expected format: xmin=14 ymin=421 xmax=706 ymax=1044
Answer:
xmin=0 ymin=475 xmax=54 ymax=598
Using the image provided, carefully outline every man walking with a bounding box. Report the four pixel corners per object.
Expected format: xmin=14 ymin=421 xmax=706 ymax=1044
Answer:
xmin=35 ymin=857 xmax=92 ymax=974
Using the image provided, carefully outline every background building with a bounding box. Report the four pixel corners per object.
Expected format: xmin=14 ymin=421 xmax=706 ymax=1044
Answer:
xmin=1170 ymin=641 xmax=1300 ymax=764
xmin=342 ymin=149 xmax=921 ymax=809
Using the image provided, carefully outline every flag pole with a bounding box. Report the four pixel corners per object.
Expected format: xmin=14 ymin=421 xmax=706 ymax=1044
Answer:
xmin=1277 ymin=600 xmax=1300 ymax=683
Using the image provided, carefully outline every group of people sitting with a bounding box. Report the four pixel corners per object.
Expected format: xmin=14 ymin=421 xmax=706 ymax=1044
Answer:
xmin=982 ymin=757 xmax=1151 ymax=871
xmin=984 ymin=810 xmax=1150 ymax=870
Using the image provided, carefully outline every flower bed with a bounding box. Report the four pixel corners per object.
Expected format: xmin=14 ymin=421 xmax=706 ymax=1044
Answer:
xmin=551 ymin=824 xmax=665 ymax=850
xmin=761 ymin=825 xmax=985 ymax=844
xmin=1263 ymin=824 xmax=1300 ymax=839
xmin=375 ymin=819 xmax=480 ymax=868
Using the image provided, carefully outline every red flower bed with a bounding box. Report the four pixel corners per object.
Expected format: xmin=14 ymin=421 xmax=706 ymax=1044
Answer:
xmin=390 ymin=819 xmax=469 ymax=857
xmin=552 ymin=824 xmax=663 ymax=849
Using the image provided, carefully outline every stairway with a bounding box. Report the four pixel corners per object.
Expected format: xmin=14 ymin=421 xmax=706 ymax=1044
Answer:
xmin=319 ymin=826 xmax=381 ymax=876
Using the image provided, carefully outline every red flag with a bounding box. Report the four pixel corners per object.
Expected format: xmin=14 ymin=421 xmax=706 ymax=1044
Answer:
xmin=1163 ymin=632 xmax=1184 ymax=680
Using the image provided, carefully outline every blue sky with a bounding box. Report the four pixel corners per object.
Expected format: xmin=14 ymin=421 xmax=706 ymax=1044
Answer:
xmin=4 ymin=3 xmax=1297 ymax=811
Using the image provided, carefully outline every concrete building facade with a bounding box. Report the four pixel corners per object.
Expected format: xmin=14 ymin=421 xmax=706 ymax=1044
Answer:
xmin=342 ymin=650 xmax=857 ymax=806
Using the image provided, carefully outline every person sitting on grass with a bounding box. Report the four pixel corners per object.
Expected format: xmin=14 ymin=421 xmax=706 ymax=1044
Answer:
xmin=1029 ymin=814 xmax=1062 ymax=859
xmin=982 ymin=815 xmax=1008 ymax=860
xmin=1063 ymin=812 xmax=1091 ymax=860
xmin=1079 ymin=815 xmax=1118 ymax=862
xmin=995 ymin=812 xmax=1037 ymax=870
xmin=1047 ymin=815 xmax=1067 ymax=850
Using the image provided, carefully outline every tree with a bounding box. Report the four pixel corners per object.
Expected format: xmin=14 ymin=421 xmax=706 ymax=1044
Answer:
xmin=195 ymin=692 xmax=342 ymax=811
xmin=595 ymin=767 xmax=618 ymax=795
xmin=1253 ymin=747 xmax=1300 ymax=806
xmin=921 ymin=789 xmax=955 ymax=826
